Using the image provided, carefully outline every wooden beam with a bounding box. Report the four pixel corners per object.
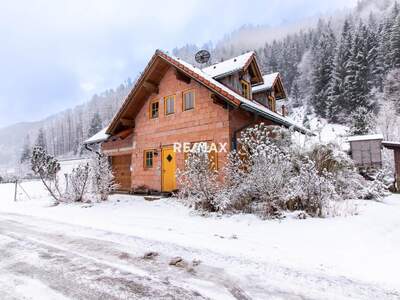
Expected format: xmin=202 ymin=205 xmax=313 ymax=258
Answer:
xmin=143 ymin=80 xmax=159 ymax=94
xmin=120 ymin=118 xmax=135 ymax=127
xmin=211 ymin=93 xmax=228 ymax=109
xmin=175 ymin=69 xmax=191 ymax=84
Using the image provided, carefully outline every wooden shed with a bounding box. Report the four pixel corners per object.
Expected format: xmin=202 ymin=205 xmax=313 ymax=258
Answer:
xmin=382 ymin=141 xmax=400 ymax=190
xmin=347 ymin=134 xmax=383 ymax=168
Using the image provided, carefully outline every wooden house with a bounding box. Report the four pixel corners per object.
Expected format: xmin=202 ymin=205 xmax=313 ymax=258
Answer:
xmin=85 ymin=50 xmax=309 ymax=193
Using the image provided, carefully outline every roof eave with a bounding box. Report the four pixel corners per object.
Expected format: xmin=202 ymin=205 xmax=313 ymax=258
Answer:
xmin=240 ymin=103 xmax=313 ymax=135
xmin=83 ymin=136 xmax=109 ymax=145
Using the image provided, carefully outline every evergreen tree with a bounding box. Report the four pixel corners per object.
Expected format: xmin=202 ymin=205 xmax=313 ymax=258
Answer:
xmin=345 ymin=23 xmax=374 ymax=118
xmin=327 ymin=18 xmax=353 ymax=122
xmin=20 ymin=134 xmax=31 ymax=163
xmin=35 ymin=128 xmax=47 ymax=150
xmin=310 ymin=23 xmax=336 ymax=118
xmin=348 ymin=106 xmax=374 ymax=135
xmin=88 ymin=112 xmax=102 ymax=138
xmin=390 ymin=14 xmax=400 ymax=68
xmin=290 ymin=81 xmax=302 ymax=108
xmin=384 ymin=68 xmax=400 ymax=113
xmin=366 ymin=13 xmax=381 ymax=90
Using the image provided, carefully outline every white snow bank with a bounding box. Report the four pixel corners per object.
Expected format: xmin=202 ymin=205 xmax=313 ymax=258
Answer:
xmin=1 ymin=181 xmax=400 ymax=292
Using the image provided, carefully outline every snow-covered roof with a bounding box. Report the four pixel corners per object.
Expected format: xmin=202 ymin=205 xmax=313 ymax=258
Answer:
xmin=108 ymin=50 xmax=311 ymax=136
xmin=83 ymin=127 xmax=110 ymax=145
xmin=382 ymin=141 xmax=400 ymax=149
xmin=252 ymin=73 xmax=279 ymax=93
xmin=347 ymin=134 xmax=383 ymax=142
xmin=167 ymin=53 xmax=311 ymax=135
xmin=202 ymin=52 xmax=255 ymax=79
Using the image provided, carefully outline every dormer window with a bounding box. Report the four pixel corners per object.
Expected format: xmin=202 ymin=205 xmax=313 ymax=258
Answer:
xmin=241 ymin=80 xmax=250 ymax=99
xmin=268 ymin=96 xmax=276 ymax=112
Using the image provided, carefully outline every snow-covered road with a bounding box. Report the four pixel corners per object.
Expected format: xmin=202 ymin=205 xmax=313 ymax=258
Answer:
xmin=0 ymin=211 xmax=399 ymax=300
xmin=0 ymin=214 xmax=212 ymax=299
xmin=1 ymin=181 xmax=400 ymax=299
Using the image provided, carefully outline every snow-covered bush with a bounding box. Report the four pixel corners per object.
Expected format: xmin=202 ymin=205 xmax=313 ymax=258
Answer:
xmin=178 ymin=123 xmax=387 ymax=218
xmin=214 ymin=151 xmax=251 ymax=212
xmin=31 ymin=147 xmax=117 ymax=203
xmin=239 ymin=125 xmax=294 ymax=217
xmin=67 ymin=163 xmax=90 ymax=202
xmin=288 ymin=159 xmax=339 ymax=217
xmin=31 ymin=146 xmax=62 ymax=203
xmin=176 ymin=149 xmax=220 ymax=211
xmin=90 ymin=154 xmax=118 ymax=201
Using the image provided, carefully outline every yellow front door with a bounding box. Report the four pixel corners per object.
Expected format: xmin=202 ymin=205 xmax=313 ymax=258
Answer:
xmin=162 ymin=147 xmax=176 ymax=192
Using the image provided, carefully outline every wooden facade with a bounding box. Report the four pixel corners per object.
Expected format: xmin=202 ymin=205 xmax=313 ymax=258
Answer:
xmin=382 ymin=141 xmax=400 ymax=191
xmin=348 ymin=137 xmax=383 ymax=169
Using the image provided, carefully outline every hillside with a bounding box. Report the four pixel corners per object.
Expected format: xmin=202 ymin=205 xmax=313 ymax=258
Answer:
xmin=0 ymin=80 xmax=133 ymax=169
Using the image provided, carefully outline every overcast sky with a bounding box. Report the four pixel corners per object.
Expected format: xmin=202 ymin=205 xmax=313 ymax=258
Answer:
xmin=0 ymin=0 xmax=358 ymax=128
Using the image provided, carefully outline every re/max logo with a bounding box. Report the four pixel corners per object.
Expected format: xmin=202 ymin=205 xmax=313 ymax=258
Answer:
xmin=173 ymin=142 xmax=227 ymax=153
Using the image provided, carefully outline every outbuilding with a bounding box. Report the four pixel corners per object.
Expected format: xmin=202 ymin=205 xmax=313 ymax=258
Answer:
xmin=347 ymin=134 xmax=383 ymax=169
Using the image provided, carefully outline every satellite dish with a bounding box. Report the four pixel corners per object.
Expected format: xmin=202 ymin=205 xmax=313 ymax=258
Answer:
xmin=195 ymin=50 xmax=211 ymax=64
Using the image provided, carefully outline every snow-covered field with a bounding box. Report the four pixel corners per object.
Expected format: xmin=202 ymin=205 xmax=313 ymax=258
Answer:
xmin=1 ymin=181 xmax=400 ymax=299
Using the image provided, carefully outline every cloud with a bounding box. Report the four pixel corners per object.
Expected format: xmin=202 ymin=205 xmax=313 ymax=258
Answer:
xmin=0 ymin=0 xmax=358 ymax=128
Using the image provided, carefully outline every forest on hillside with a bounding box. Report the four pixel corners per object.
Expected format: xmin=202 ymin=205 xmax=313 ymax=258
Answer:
xmin=173 ymin=0 xmax=400 ymax=140
xmin=16 ymin=80 xmax=134 ymax=165
xmin=10 ymin=0 xmax=400 ymax=169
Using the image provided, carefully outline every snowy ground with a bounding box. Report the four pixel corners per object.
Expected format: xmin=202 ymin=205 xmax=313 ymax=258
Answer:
xmin=0 ymin=181 xmax=400 ymax=299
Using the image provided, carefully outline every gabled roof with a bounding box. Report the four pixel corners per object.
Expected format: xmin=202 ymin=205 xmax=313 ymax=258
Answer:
xmin=202 ymin=52 xmax=257 ymax=79
xmin=107 ymin=50 xmax=310 ymax=135
xmin=84 ymin=126 xmax=109 ymax=145
xmin=252 ymin=73 xmax=280 ymax=93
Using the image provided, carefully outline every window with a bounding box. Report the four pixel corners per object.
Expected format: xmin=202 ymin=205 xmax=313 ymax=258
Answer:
xmin=144 ymin=150 xmax=154 ymax=168
xmin=164 ymin=95 xmax=175 ymax=115
xmin=183 ymin=90 xmax=195 ymax=111
xmin=150 ymin=100 xmax=159 ymax=119
xmin=241 ymin=80 xmax=250 ymax=99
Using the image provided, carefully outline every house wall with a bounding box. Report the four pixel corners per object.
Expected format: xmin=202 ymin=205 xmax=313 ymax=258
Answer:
xmin=219 ymin=71 xmax=252 ymax=98
xmin=102 ymin=66 xmax=285 ymax=192
xmin=128 ymin=66 xmax=232 ymax=191
xmin=228 ymin=108 xmax=275 ymax=148
xmin=102 ymin=134 xmax=134 ymax=155
xmin=252 ymin=91 xmax=268 ymax=107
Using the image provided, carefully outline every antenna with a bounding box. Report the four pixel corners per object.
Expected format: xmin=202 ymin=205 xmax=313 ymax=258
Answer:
xmin=195 ymin=50 xmax=211 ymax=66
